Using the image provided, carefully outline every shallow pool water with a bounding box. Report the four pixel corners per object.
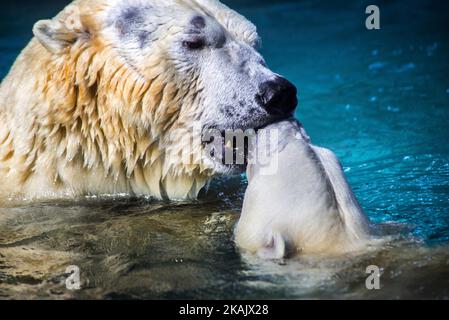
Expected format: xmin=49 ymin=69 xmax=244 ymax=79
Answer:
xmin=1 ymin=0 xmax=449 ymax=299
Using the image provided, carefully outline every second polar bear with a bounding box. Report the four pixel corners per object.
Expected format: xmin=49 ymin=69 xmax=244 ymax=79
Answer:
xmin=235 ymin=120 xmax=370 ymax=259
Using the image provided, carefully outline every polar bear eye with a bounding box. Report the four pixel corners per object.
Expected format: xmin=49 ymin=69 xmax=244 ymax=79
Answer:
xmin=182 ymin=38 xmax=206 ymax=50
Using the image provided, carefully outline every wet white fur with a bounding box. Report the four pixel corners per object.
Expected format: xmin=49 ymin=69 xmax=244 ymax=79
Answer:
xmin=235 ymin=120 xmax=370 ymax=259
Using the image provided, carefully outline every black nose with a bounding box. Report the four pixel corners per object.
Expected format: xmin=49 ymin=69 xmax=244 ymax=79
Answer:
xmin=256 ymin=77 xmax=298 ymax=116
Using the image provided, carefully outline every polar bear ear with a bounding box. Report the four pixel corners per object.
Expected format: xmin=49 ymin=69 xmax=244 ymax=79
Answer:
xmin=195 ymin=0 xmax=260 ymax=47
xmin=33 ymin=19 xmax=82 ymax=54
xmin=33 ymin=4 xmax=86 ymax=54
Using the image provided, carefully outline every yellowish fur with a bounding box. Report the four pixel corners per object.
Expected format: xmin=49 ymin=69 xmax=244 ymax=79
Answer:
xmin=0 ymin=0 xmax=243 ymax=201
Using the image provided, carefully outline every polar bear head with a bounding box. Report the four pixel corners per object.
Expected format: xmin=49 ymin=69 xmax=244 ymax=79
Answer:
xmin=31 ymin=0 xmax=297 ymax=189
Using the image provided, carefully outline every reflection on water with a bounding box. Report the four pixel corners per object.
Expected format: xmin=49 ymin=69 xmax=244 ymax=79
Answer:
xmin=1 ymin=190 xmax=449 ymax=299
xmin=1 ymin=0 xmax=449 ymax=299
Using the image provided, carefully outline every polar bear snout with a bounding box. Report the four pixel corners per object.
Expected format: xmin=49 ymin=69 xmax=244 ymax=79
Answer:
xmin=256 ymin=77 xmax=298 ymax=117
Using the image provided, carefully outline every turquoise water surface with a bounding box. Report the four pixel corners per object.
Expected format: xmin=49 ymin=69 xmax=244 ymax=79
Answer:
xmin=0 ymin=0 xmax=449 ymax=299
xmin=242 ymin=0 xmax=449 ymax=245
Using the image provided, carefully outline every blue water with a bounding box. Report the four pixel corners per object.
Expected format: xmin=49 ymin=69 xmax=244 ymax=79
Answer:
xmin=234 ymin=0 xmax=449 ymax=245
xmin=1 ymin=0 xmax=449 ymax=299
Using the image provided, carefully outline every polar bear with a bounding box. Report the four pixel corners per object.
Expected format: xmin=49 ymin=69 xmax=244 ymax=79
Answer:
xmin=235 ymin=120 xmax=370 ymax=258
xmin=0 ymin=0 xmax=297 ymax=201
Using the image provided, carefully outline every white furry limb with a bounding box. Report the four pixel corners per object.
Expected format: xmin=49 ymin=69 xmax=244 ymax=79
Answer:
xmin=235 ymin=120 xmax=370 ymax=258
